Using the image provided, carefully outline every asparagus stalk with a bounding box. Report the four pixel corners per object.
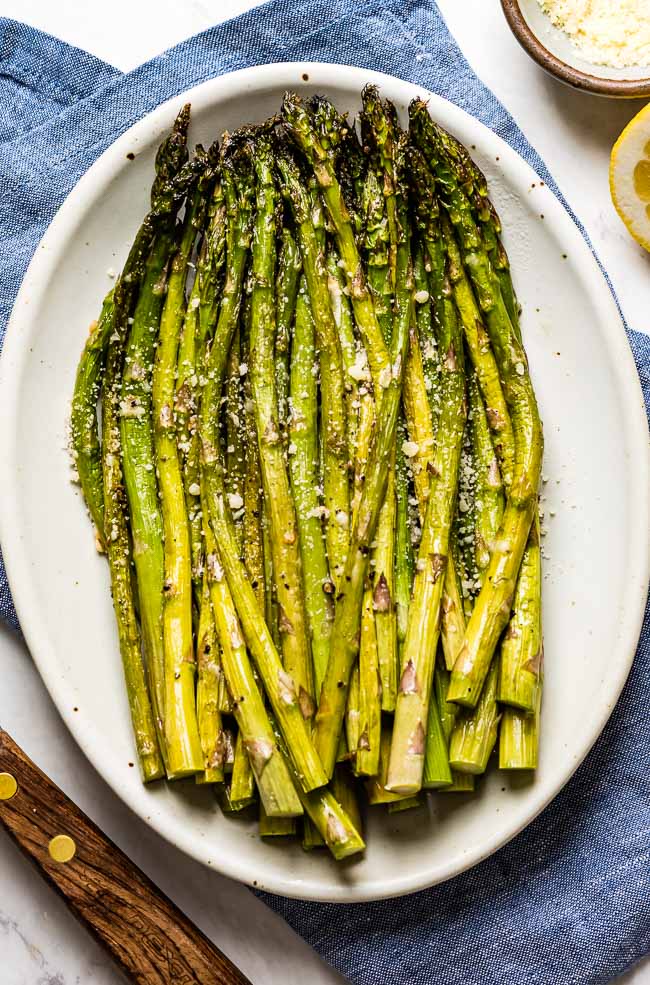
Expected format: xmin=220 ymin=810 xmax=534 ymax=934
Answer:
xmin=406 ymin=175 xmax=468 ymax=674
xmin=326 ymin=253 xmax=361 ymax=468
xmin=346 ymin=664 xmax=361 ymax=764
xmin=270 ymin=718 xmax=365 ymax=860
xmin=200 ymin=150 xmax=327 ymax=793
xmin=153 ymin=164 xmax=207 ymax=779
xmin=387 ymin=256 xmax=466 ymax=795
xmin=413 ymin=239 xmax=440 ymax=414
xmin=449 ymin=659 xmax=500 ymax=774
xmin=92 ymin=108 xmax=195 ymax=781
xmin=409 ymin=144 xmax=514 ymax=488
xmin=498 ymin=522 xmax=542 ymax=711
xmin=469 ymin=373 xmax=505 ymax=580
xmin=475 ymin=196 xmax=543 ymax=720
xmin=313 ymin=138 xmax=413 ymax=779
xmin=361 ymin=163 xmax=398 ymax=713
xmin=282 ymin=92 xmax=391 ymax=386
xmin=355 ymin=583 xmax=382 ymax=777
xmin=120 ymin=223 xmax=177 ymax=760
xmin=413 ymin=114 xmax=543 ymax=707
xmin=195 ymin=570 xmax=226 ymax=784
xmin=275 ymin=228 xmax=302 ymax=438
xmin=241 ymin=319 xmax=267 ymax=616
xmin=287 ymin=280 xmax=334 ymax=695
xmin=202 ymin=484 xmax=302 ymax=817
xmin=72 ymin=106 xmax=194 ymax=548
xmin=225 ymin=327 xmax=245 ymax=521
xmin=394 ymin=426 xmax=414 ymax=652
xmin=366 ymin=727 xmax=425 ymax=805
xmin=421 ymin=672 xmax=453 ymax=790
xmin=260 ymin=809 xmax=297 ymax=839
xmin=325 ymin=250 xmax=375 ymax=537
xmin=276 ymin=151 xmax=349 ymax=593
xmin=249 ymin=140 xmax=314 ymax=713
xmin=499 ymin=681 xmax=542 ymax=770
xmin=428 ymin=659 xmax=475 ymax=792
xmin=360 ymin=85 xmax=400 ymax=286
xmin=102 ymin=305 xmax=164 ymax=783
xmin=71 ymin=290 xmax=115 ymax=546
xmin=230 ymin=732 xmax=257 ymax=810
xmin=225 ymin=331 xmax=259 ymax=807
xmin=177 ymin=177 xmax=228 ymax=601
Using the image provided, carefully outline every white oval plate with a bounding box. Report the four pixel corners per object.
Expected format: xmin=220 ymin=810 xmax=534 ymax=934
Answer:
xmin=0 ymin=63 xmax=648 ymax=903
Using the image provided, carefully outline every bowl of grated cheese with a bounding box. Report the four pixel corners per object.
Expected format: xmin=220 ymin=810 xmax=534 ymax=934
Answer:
xmin=502 ymin=0 xmax=650 ymax=97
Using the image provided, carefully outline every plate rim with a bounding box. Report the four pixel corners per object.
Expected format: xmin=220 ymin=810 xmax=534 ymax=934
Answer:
xmin=0 ymin=60 xmax=648 ymax=903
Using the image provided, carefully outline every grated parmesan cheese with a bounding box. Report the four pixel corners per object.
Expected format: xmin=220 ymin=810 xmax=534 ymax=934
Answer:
xmin=538 ymin=0 xmax=650 ymax=68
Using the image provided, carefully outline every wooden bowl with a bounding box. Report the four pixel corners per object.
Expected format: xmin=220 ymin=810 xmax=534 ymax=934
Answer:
xmin=501 ymin=0 xmax=650 ymax=98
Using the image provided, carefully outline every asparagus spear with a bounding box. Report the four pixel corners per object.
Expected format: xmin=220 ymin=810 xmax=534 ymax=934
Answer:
xmin=407 ymin=171 xmax=467 ymax=673
xmin=413 ymin=110 xmax=543 ymax=707
xmin=449 ymin=659 xmax=500 ymax=774
xmin=177 ymin=178 xmax=228 ymax=602
xmin=498 ymin=522 xmax=542 ymax=711
xmin=355 ymin=582 xmax=382 ymax=777
xmin=360 ymin=85 xmax=400 ymax=285
xmin=332 ymin=765 xmax=363 ymax=840
xmin=120 ymin=234 xmax=173 ymax=750
xmin=276 ymin=151 xmax=349 ymax=593
xmin=394 ymin=426 xmax=414 ymax=653
xmin=387 ymin=254 xmax=466 ymax=794
xmin=469 ymin=373 xmax=505 ymax=580
xmin=249 ymin=139 xmax=314 ymax=713
xmin=427 ymin=659 xmax=475 ymax=792
xmin=153 ymin=159 xmax=209 ymax=779
xmin=102 ymin=304 xmax=164 ymax=783
xmin=270 ymin=717 xmax=365 ymax=860
xmin=472 ymin=193 xmax=543 ymax=721
xmin=71 ymin=107 xmax=194 ymax=549
xmin=325 ymin=250 xmax=375 ymax=538
xmin=195 ymin=568 xmax=226 ymax=784
xmin=84 ymin=109 xmax=195 ymax=781
xmin=275 ymin=228 xmax=302 ymax=437
xmin=360 ymin=163 xmax=398 ymax=714
xmin=313 ymin=138 xmax=413 ymax=778
xmin=102 ymin=322 xmax=164 ymax=783
xmin=119 ymin=111 xmax=197 ymax=769
xmin=409 ymin=144 xmax=514 ymax=488
xmin=282 ymin=92 xmax=391 ymax=386
xmin=200 ymin=149 xmax=327 ymax=793
xmin=499 ymin=681 xmax=541 ymax=770
xmin=326 ymin=252 xmax=361 ymax=468
xmin=71 ymin=290 xmax=115 ymax=546
xmin=201 ymin=479 xmax=302 ymax=816
xmin=224 ymin=332 xmax=259 ymax=808
xmin=346 ymin=664 xmax=361 ymax=765
xmin=413 ymin=240 xmax=440 ymax=406
xmin=286 ymin=280 xmax=334 ymax=694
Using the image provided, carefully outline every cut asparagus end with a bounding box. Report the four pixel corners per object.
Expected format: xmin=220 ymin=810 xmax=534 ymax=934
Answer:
xmin=422 ymin=691 xmax=453 ymax=790
xmin=499 ymin=686 xmax=541 ymax=770
xmin=259 ymin=809 xmax=297 ymax=839
xmin=388 ymin=794 xmax=424 ymax=814
xmin=449 ymin=661 xmax=500 ymax=775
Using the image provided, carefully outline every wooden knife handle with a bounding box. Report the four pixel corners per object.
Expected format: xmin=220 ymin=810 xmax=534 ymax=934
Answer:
xmin=0 ymin=729 xmax=251 ymax=985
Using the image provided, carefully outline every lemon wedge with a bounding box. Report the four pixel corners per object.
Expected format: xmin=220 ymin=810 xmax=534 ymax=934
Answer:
xmin=610 ymin=103 xmax=650 ymax=253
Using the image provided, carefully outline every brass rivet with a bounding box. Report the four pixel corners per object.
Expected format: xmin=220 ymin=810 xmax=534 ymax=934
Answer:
xmin=48 ymin=835 xmax=76 ymax=863
xmin=0 ymin=773 xmax=18 ymax=800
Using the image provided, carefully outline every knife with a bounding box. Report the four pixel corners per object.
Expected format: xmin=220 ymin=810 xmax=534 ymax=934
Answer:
xmin=0 ymin=728 xmax=252 ymax=985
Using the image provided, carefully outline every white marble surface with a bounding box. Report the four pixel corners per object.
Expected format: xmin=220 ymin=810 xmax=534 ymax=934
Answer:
xmin=0 ymin=1 xmax=648 ymax=983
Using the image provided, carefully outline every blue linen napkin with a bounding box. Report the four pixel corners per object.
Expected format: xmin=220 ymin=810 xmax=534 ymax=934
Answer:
xmin=0 ymin=5 xmax=648 ymax=984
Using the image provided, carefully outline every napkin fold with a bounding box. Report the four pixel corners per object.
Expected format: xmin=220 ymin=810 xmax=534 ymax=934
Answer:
xmin=0 ymin=5 xmax=648 ymax=984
